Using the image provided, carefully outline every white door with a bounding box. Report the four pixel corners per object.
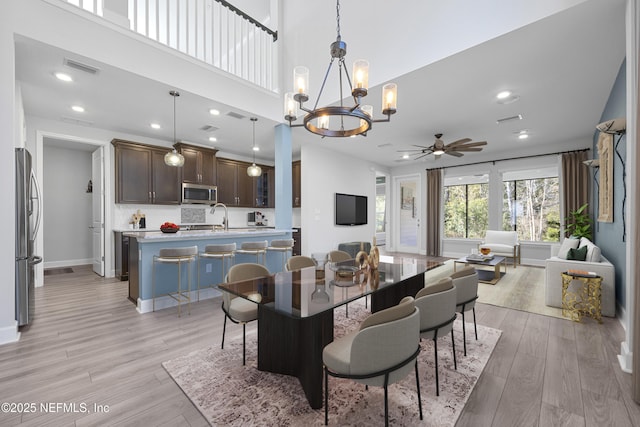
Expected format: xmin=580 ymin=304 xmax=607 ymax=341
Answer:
xmin=395 ymin=174 xmax=421 ymax=253
xmin=92 ymin=147 xmax=105 ymax=276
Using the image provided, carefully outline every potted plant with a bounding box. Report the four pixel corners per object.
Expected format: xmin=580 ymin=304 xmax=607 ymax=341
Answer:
xmin=565 ymin=203 xmax=592 ymax=240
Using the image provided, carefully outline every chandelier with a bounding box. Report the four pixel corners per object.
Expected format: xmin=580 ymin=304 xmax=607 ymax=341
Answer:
xmin=247 ymin=117 xmax=262 ymax=177
xmin=284 ymin=0 xmax=397 ymax=137
xmin=164 ymin=90 xmax=185 ymax=167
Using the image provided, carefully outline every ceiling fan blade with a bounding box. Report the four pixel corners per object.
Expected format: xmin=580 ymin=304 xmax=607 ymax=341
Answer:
xmin=414 ymin=153 xmax=430 ymax=160
xmin=447 ymin=138 xmax=472 ymax=147
xmin=458 ymin=141 xmax=487 ymax=148
xmin=446 ymin=151 xmax=464 ymax=157
xmin=412 ymin=144 xmax=432 ymax=149
xmin=454 ymin=147 xmax=484 ymax=152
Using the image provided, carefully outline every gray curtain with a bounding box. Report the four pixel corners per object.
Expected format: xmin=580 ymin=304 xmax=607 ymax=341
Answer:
xmin=426 ymin=169 xmax=442 ymax=256
xmin=561 ymin=151 xmax=589 ymax=236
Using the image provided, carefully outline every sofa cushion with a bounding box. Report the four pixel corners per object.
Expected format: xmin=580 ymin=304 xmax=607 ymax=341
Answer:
xmin=567 ymin=246 xmax=588 ymax=261
xmin=577 ymin=237 xmax=602 ymax=262
xmin=557 ymin=238 xmax=580 ymax=259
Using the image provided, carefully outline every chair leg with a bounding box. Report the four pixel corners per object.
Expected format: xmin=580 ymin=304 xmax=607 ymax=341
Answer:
xmin=451 ymin=328 xmax=457 ymax=370
xmin=221 ymin=315 xmax=227 ymax=349
xmin=461 ymin=311 xmax=467 ymax=356
xmin=384 ymin=384 xmax=389 ymax=427
xmin=434 ymin=337 xmax=439 ymax=396
xmin=242 ymin=323 xmax=246 ymax=366
xmin=324 ymin=367 xmax=329 ymax=425
xmin=473 ymin=307 xmax=478 ymax=340
xmin=177 ymin=261 xmax=182 ymax=318
xmin=414 ymin=360 xmax=423 ymax=420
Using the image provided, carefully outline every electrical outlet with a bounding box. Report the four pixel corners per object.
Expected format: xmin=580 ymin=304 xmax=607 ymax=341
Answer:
xmin=206 ymin=263 xmax=212 ymax=273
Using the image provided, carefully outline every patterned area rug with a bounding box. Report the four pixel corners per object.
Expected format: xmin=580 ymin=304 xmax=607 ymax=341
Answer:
xmin=163 ymin=300 xmax=501 ymax=426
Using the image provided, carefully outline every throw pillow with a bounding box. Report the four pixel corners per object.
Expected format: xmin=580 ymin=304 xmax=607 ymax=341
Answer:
xmin=567 ymin=245 xmax=588 ymax=261
xmin=557 ymin=238 xmax=580 ymax=259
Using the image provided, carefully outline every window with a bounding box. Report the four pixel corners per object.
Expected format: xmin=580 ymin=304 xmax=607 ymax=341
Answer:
xmin=375 ymin=176 xmax=386 ymax=233
xmin=502 ymin=176 xmax=560 ymax=242
xmin=444 ymin=182 xmax=488 ymax=238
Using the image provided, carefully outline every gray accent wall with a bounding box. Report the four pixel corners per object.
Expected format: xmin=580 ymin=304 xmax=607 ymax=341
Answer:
xmin=43 ymin=145 xmax=93 ymax=266
xmin=593 ymin=58 xmax=627 ymax=308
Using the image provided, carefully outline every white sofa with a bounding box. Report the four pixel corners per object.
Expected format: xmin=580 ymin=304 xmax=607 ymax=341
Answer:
xmin=479 ymin=230 xmax=521 ymax=268
xmin=544 ymin=237 xmax=615 ymax=317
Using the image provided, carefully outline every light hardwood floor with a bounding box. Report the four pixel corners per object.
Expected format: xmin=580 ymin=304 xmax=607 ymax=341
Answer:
xmin=1 ymin=263 xmax=639 ymax=426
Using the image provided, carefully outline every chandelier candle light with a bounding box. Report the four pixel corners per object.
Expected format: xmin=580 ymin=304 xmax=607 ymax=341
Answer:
xmin=284 ymin=0 xmax=397 ymax=137
xmin=164 ymin=90 xmax=185 ymax=167
xmin=247 ymin=117 xmax=262 ymax=177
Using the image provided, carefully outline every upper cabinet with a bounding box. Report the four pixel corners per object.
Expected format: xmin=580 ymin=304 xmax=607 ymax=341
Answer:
xmin=254 ymin=166 xmax=275 ymax=208
xmin=216 ymin=158 xmax=254 ymax=207
xmin=174 ymin=143 xmax=217 ymax=185
xmin=292 ymin=160 xmax=301 ymax=207
xmin=112 ymin=139 xmax=180 ymax=205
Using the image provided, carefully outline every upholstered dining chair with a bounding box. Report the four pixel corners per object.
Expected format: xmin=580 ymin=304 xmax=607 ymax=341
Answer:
xmin=322 ymin=296 xmax=423 ymax=426
xmin=221 ymin=262 xmax=270 ymax=365
xmin=415 ymin=277 xmax=457 ymax=396
xmin=327 ymin=249 xmax=352 ymax=263
xmin=451 ymin=267 xmax=479 ymax=356
xmin=285 ymin=255 xmax=316 ymax=272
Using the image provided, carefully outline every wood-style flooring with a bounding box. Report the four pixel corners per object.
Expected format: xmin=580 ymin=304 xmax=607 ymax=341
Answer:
xmin=0 ymin=263 xmax=638 ymax=426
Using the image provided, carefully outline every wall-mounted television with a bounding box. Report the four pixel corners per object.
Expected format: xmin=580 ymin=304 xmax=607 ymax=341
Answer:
xmin=335 ymin=193 xmax=368 ymax=226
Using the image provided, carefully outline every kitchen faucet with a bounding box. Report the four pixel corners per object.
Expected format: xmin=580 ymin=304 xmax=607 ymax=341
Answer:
xmin=211 ymin=202 xmax=229 ymax=231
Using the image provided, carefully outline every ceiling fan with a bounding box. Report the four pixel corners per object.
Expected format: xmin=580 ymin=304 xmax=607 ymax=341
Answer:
xmin=402 ymin=133 xmax=487 ymax=160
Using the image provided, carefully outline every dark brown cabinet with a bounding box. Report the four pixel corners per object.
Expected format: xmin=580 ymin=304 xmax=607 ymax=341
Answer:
xmin=216 ymin=158 xmax=254 ymax=207
xmin=174 ymin=143 xmax=217 ymax=185
xmin=292 ymin=160 xmax=301 ymax=207
xmin=114 ymin=231 xmax=129 ymax=281
xmin=112 ymin=139 xmax=180 ymax=204
xmin=292 ymin=228 xmax=301 ymax=256
xmin=254 ymin=166 xmax=275 ymax=208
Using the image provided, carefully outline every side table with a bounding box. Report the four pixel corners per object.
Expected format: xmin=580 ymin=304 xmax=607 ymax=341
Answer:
xmin=561 ymin=271 xmax=602 ymax=323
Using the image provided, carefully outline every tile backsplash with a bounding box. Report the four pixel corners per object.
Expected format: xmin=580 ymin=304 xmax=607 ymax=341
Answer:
xmin=181 ymin=208 xmax=206 ymax=224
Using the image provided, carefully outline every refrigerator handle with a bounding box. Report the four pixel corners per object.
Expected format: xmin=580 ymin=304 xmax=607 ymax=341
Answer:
xmin=30 ymin=169 xmax=42 ymax=240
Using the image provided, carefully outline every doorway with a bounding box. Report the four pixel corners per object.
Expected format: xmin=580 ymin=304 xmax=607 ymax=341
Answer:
xmin=36 ymin=133 xmax=109 ymax=286
xmin=394 ymin=174 xmax=421 ymax=253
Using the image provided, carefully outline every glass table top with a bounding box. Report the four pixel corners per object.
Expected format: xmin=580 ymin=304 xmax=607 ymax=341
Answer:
xmin=218 ymin=258 xmax=443 ymax=319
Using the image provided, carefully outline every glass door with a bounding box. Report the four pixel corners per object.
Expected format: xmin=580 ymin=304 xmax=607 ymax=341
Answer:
xmin=394 ymin=174 xmax=421 ymax=253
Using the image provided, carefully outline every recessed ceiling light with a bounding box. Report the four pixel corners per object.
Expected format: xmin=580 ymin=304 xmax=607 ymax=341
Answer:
xmin=208 ymin=136 xmax=217 ymax=142
xmin=518 ymin=134 xmax=529 ymax=140
xmin=402 ymin=154 xmax=409 ymax=159
xmin=252 ymin=146 xmax=260 ymax=151
xmin=209 ymin=109 xmax=220 ymax=116
xmin=55 ymin=72 xmax=73 ymax=82
xmin=71 ymin=105 xmax=85 ymax=113
xmin=496 ymin=90 xmax=511 ymax=99
xmin=150 ymin=123 xmax=161 ymax=129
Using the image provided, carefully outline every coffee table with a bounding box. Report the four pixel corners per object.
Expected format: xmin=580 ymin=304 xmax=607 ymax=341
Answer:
xmin=454 ymin=255 xmax=506 ymax=285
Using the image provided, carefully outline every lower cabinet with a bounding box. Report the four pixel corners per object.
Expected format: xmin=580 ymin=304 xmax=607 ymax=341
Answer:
xmin=292 ymin=228 xmax=301 ymax=256
xmin=114 ymin=231 xmax=129 ymax=281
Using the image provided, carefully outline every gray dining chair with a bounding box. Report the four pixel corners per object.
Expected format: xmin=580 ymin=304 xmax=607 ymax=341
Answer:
xmin=451 ymin=266 xmax=479 ymax=356
xmin=415 ymin=277 xmax=457 ymax=396
xmin=322 ymin=296 xmax=423 ymax=426
xmin=285 ymin=255 xmax=316 ymax=272
xmin=221 ymin=262 xmax=270 ymax=365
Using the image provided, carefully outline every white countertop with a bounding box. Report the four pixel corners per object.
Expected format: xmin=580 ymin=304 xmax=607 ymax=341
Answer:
xmin=124 ymin=228 xmax=292 ymax=241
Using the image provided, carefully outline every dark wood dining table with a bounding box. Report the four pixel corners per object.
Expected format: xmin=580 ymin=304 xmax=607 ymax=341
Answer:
xmin=218 ymin=257 xmax=442 ymax=409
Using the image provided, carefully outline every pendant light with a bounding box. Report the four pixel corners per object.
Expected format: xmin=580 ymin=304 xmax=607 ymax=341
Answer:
xmin=247 ymin=117 xmax=262 ymax=177
xmin=164 ymin=90 xmax=185 ymax=167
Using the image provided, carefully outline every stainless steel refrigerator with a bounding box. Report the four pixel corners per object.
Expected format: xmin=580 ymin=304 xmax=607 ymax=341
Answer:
xmin=15 ymin=148 xmax=42 ymax=327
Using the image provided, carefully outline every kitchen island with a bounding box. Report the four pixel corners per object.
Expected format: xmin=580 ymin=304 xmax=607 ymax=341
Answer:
xmin=126 ymin=228 xmax=293 ymax=313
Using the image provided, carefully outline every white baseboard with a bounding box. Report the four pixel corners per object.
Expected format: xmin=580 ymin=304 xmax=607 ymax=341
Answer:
xmin=43 ymin=259 xmax=92 ymax=269
xmin=136 ymin=287 xmax=221 ymax=314
xmin=0 ymin=322 xmax=20 ymax=346
xmin=618 ymin=341 xmax=633 ymax=373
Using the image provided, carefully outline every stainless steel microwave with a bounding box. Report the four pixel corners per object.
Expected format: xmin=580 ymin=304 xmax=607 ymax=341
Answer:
xmin=182 ymin=183 xmax=217 ymax=205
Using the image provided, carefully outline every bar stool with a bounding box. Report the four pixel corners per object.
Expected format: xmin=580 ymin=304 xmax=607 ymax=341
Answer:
xmin=266 ymin=238 xmax=294 ymax=272
xmin=152 ymin=246 xmax=198 ymax=317
xmin=235 ymin=240 xmax=268 ymax=266
xmin=197 ymin=243 xmax=236 ymax=301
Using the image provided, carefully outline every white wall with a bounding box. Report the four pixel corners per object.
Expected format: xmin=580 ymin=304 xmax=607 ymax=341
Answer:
xmin=300 ymin=144 xmax=377 ymax=256
xmin=42 ymin=145 xmax=93 ymax=267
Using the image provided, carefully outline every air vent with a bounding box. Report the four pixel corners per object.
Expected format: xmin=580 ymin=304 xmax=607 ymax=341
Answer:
xmin=226 ymin=111 xmax=246 ymax=120
xmin=496 ymin=114 xmax=523 ymax=125
xmin=64 ymin=58 xmax=100 ymax=75
xmin=377 ymin=143 xmax=392 ymax=148
xmin=200 ymin=125 xmax=219 ymax=132
xmin=61 ymin=117 xmax=94 ymax=127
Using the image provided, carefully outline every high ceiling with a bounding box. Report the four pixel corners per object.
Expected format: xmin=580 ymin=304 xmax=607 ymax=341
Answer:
xmin=16 ymin=0 xmax=626 ymax=169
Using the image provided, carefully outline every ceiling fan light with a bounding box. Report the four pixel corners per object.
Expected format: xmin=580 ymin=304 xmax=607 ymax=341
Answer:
xmin=433 ymin=149 xmax=445 ymax=156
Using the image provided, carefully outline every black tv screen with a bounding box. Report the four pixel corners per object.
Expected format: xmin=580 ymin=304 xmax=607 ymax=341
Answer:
xmin=335 ymin=193 xmax=368 ymax=226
